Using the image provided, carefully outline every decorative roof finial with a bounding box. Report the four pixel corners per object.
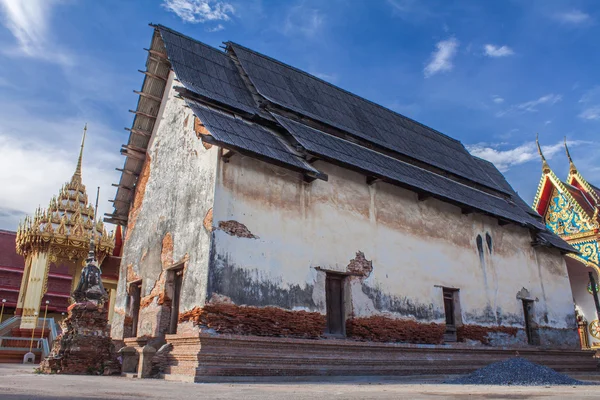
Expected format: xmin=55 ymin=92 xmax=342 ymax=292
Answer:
xmin=536 ymin=133 xmax=551 ymax=174
xmin=73 ymin=124 xmax=87 ymax=180
xmin=564 ymin=136 xmax=577 ymax=174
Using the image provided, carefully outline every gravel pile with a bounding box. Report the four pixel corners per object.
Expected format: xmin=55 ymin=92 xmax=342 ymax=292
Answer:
xmin=446 ymin=357 xmax=592 ymax=386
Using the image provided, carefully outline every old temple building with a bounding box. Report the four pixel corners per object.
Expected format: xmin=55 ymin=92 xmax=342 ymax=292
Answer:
xmin=533 ymin=138 xmax=600 ymax=349
xmin=106 ymin=25 xmax=596 ymax=379
xmin=0 ymin=126 xmax=121 ymax=363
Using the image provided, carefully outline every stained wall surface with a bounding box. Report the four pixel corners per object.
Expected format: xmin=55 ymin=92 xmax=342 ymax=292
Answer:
xmin=111 ymin=74 xmax=218 ymax=339
xmin=208 ymin=155 xmax=578 ymax=347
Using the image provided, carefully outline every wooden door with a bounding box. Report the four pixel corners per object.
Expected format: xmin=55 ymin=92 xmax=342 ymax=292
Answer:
xmin=130 ymin=282 xmax=142 ymax=337
xmin=326 ymin=274 xmax=344 ymax=335
xmin=168 ymin=269 xmax=183 ymax=334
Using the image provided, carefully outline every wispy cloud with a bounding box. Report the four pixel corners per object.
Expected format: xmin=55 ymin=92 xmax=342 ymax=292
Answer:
xmin=468 ymin=140 xmax=584 ymax=172
xmin=578 ymin=86 xmax=600 ymax=121
xmin=312 ymin=72 xmax=338 ymax=83
xmin=579 ymin=106 xmax=600 ymax=120
xmin=553 ymin=10 xmax=591 ymax=24
xmin=283 ymin=5 xmax=324 ymax=38
xmin=206 ymin=24 xmax=225 ymax=32
xmin=484 ymin=44 xmax=514 ymax=57
xmin=0 ymin=0 xmax=72 ymax=65
xmin=492 ymin=95 xmax=504 ymax=104
xmin=386 ymin=0 xmax=434 ymax=21
xmin=497 ymin=94 xmax=562 ymax=116
xmin=424 ymin=37 xmax=459 ymax=78
xmin=162 ymin=0 xmax=235 ymax=23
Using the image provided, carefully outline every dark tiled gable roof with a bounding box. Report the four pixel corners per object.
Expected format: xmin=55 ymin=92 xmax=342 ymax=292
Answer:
xmin=187 ymin=99 xmax=320 ymax=176
xmin=158 ymin=26 xmax=258 ymax=115
xmin=275 ymin=114 xmax=545 ymax=228
xmin=120 ymin=25 xmax=573 ymax=253
xmin=227 ymin=42 xmax=508 ymax=195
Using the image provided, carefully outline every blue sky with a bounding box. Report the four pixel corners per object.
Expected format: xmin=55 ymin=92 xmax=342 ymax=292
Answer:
xmin=0 ymin=0 xmax=599 ymax=230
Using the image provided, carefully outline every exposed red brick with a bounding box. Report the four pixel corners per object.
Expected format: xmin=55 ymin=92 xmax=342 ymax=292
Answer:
xmin=203 ymin=208 xmax=214 ymax=232
xmin=346 ymin=316 xmax=445 ymax=344
xmin=457 ymin=325 xmax=519 ymax=345
xmin=347 ymin=251 xmax=373 ymax=277
xmin=161 ymin=233 xmax=174 ymax=268
xmin=194 ymin=116 xmax=213 ymax=149
xmin=218 ymin=220 xmax=257 ymax=239
xmin=126 ymin=263 xmax=140 ymax=283
xmin=39 ymin=303 xmax=120 ymax=375
xmin=126 ymin=155 xmax=151 ymax=241
xmin=179 ymin=304 xmax=325 ymax=339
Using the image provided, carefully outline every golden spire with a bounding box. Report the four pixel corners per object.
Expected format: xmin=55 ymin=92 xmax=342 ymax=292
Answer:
xmin=73 ymin=124 xmax=87 ymax=181
xmin=536 ymin=133 xmax=551 ymax=174
xmin=564 ymin=136 xmax=577 ymax=174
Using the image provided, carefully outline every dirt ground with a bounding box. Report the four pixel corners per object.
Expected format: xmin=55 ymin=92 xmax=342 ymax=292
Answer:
xmin=0 ymin=363 xmax=599 ymax=400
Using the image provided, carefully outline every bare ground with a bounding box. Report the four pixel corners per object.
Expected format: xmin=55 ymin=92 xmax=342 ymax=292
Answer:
xmin=0 ymin=363 xmax=598 ymax=400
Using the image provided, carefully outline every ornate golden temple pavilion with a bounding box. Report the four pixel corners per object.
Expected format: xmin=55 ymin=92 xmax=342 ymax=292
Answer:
xmin=14 ymin=126 xmax=116 ymax=330
xmin=533 ymin=137 xmax=600 ymax=348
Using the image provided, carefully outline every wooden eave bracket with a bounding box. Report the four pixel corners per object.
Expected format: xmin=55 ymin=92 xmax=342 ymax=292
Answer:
xmin=116 ymin=168 xmax=140 ymax=177
xmin=366 ymin=176 xmax=380 ymax=186
xmin=125 ymin=127 xmax=151 ymax=138
xmin=417 ymin=192 xmax=431 ymax=202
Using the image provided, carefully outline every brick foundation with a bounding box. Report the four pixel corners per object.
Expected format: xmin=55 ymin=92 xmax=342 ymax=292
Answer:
xmin=457 ymin=324 xmax=519 ymax=345
xmin=179 ymin=304 xmax=326 ymax=339
xmin=39 ymin=302 xmax=120 ymax=375
xmin=161 ymin=333 xmax=598 ymax=380
xmin=346 ymin=316 xmax=445 ymax=344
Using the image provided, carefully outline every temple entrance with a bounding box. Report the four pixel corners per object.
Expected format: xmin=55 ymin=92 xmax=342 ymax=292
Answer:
xmin=443 ymin=288 xmax=460 ymax=342
xmin=129 ymin=281 xmax=142 ymax=337
xmin=325 ymin=273 xmax=345 ymax=336
xmin=167 ymin=267 xmax=184 ymax=334
xmin=522 ymin=299 xmax=539 ymax=345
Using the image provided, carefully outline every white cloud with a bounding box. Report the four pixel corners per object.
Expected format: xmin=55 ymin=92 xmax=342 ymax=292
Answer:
xmin=578 ymin=86 xmax=600 ymax=120
xmin=484 ymin=44 xmax=514 ymax=57
xmin=554 ymin=10 xmax=591 ymax=24
xmin=162 ymin=0 xmax=234 ymax=23
xmin=0 ymin=111 xmax=120 ymax=231
xmin=468 ymin=140 xmax=584 ymax=172
xmin=312 ymin=72 xmax=338 ymax=83
xmin=424 ymin=37 xmax=459 ymax=78
xmin=492 ymin=95 xmax=504 ymax=104
xmin=206 ymin=24 xmax=225 ymax=32
xmin=497 ymin=94 xmax=562 ymax=116
xmin=0 ymin=0 xmax=71 ymax=65
xmin=283 ymin=5 xmax=323 ymax=38
xmin=579 ymin=106 xmax=600 ymax=120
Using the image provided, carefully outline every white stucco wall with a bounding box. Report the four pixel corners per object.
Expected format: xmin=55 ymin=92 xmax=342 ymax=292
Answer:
xmin=210 ymin=154 xmax=576 ymax=336
xmin=111 ymin=74 xmax=218 ymax=339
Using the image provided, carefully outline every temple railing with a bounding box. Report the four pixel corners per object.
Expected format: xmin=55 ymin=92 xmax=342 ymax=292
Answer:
xmin=0 ymin=316 xmax=20 ymax=336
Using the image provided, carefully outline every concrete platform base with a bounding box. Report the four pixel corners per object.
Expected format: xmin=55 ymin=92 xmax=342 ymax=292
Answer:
xmin=162 ymin=333 xmax=599 ymax=382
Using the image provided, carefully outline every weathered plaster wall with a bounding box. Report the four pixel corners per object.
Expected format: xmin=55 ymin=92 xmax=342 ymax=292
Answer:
xmin=566 ymin=257 xmax=599 ymax=347
xmin=111 ymin=74 xmax=218 ymax=339
xmin=207 ymin=155 xmax=578 ymax=347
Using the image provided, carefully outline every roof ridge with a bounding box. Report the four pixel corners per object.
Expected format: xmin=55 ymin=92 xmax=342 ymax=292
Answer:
xmin=226 ymin=41 xmax=462 ymax=145
xmin=153 ymin=24 xmax=227 ymax=58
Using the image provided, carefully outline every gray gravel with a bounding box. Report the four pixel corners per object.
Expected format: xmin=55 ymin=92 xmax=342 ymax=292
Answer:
xmin=447 ymin=357 xmax=594 ymax=386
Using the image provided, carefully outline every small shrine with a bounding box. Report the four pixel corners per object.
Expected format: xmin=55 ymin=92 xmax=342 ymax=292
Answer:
xmin=39 ymin=239 xmax=120 ymax=375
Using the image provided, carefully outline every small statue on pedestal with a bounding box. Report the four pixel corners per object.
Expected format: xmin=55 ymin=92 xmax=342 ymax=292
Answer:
xmin=72 ymin=240 xmax=108 ymax=304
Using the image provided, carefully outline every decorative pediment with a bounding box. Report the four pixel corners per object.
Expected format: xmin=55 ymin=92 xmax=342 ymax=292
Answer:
xmin=545 ymin=187 xmax=595 ymax=237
